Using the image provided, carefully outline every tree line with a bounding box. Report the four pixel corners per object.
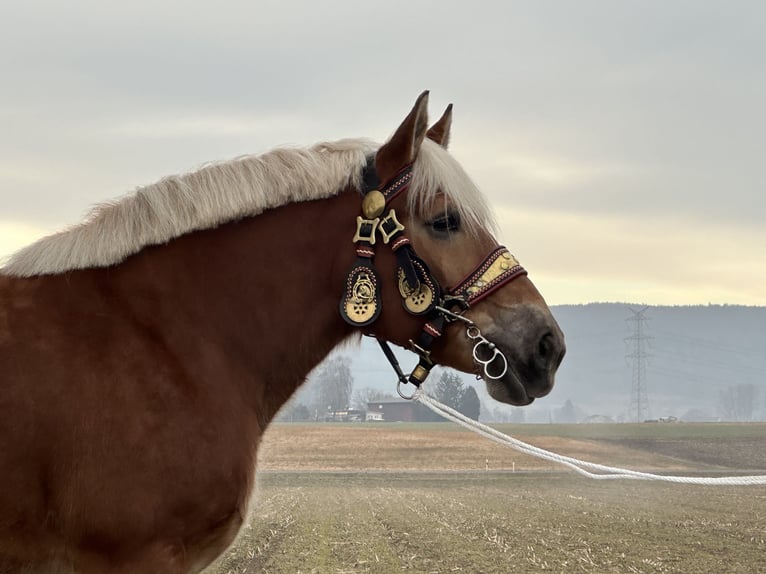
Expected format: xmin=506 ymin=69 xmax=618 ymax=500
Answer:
xmin=276 ymin=356 xmax=481 ymax=422
xmin=277 ymin=355 xmax=765 ymax=424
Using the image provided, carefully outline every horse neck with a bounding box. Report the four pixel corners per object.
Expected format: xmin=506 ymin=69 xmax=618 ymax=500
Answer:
xmin=112 ymin=190 xmax=359 ymax=421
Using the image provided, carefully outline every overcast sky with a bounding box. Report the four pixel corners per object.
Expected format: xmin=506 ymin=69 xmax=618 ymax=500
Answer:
xmin=1 ymin=1 xmax=763 ymax=305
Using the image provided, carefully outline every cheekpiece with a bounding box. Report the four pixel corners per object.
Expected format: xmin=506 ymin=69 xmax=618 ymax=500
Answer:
xmin=341 ymin=162 xmax=416 ymax=330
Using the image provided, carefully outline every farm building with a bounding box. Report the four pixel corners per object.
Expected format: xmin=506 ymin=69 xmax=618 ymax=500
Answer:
xmin=324 ymin=409 xmax=365 ymax=422
xmin=366 ymin=400 xmax=439 ymax=422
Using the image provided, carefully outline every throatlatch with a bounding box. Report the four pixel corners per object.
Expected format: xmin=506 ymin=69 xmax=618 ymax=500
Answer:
xmin=340 ymin=156 xmax=528 ymax=398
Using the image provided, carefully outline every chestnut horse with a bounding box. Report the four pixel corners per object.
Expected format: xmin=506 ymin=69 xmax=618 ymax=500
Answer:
xmin=0 ymin=92 xmax=564 ymax=573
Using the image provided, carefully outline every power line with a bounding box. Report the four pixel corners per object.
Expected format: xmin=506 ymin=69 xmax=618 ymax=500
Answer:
xmin=626 ymin=307 xmax=651 ymax=422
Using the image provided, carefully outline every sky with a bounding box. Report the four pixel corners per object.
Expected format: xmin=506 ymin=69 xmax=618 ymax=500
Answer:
xmin=1 ymin=1 xmax=764 ymax=306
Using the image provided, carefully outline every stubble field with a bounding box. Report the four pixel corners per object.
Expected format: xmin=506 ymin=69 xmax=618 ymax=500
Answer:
xmin=208 ymin=423 xmax=766 ymax=574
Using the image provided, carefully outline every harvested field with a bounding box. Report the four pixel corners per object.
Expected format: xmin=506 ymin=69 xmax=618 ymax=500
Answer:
xmin=209 ymin=423 xmax=766 ymax=573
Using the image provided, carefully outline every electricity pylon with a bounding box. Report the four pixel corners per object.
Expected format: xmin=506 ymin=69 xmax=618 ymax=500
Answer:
xmin=626 ymin=307 xmax=651 ymax=422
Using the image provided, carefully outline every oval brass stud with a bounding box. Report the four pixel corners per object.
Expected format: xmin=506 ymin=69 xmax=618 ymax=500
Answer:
xmin=362 ymin=190 xmax=386 ymax=219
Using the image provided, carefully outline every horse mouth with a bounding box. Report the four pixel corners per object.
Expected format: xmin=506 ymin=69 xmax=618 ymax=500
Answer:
xmin=477 ymin=336 xmax=558 ymax=406
xmin=475 ymin=314 xmax=563 ymax=407
xmin=482 ymin=367 xmax=535 ymax=406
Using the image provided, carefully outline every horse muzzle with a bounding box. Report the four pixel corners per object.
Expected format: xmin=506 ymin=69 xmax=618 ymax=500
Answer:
xmin=480 ymin=305 xmax=565 ymax=406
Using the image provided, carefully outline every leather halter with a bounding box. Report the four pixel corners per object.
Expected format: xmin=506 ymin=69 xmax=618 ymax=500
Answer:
xmin=340 ymin=156 xmax=527 ymax=394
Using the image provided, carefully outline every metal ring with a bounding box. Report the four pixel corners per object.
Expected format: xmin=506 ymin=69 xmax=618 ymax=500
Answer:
xmin=464 ymin=324 xmax=509 ymax=380
xmin=471 ymin=337 xmax=496 ymax=365
xmin=472 ymin=339 xmax=508 ymax=380
xmin=397 ymin=380 xmax=417 ymax=400
xmin=466 ymin=325 xmax=481 ymax=340
xmin=483 ymin=351 xmax=508 ymax=380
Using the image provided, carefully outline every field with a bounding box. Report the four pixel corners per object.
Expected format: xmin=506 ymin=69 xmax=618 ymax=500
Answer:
xmin=208 ymin=423 xmax=766 ymax=573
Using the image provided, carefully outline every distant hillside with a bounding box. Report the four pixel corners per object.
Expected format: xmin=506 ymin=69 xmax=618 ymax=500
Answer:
xmin=293 ymin=304 xmax=766 ymax=423
xmin=549 ymin=303 xmax=766 ymax=422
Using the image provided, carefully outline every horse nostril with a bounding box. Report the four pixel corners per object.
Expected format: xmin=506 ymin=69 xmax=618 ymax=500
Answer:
xmin=538 ymin=332 xmax=565 ymax=368
xmin=538 ymin=333 xmax=553 ymax=359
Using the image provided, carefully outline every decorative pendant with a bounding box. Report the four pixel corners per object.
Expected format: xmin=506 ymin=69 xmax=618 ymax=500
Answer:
xmin=340 ymin=264 xmax=382 ymax=326
xmin=398 ymin=268 xmax=435 ymax=315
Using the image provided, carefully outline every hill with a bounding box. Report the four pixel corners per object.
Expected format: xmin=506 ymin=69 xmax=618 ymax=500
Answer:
xmin=550 ymin=303 xmax=766 ymax=422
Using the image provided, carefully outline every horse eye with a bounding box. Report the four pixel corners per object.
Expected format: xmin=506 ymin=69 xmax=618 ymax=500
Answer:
xmin=430 ymin=213 xmax=461 ymax=234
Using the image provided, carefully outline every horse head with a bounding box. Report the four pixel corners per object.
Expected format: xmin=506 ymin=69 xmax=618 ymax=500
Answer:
xmin=342 ymin=91 xmax=565 ymax=406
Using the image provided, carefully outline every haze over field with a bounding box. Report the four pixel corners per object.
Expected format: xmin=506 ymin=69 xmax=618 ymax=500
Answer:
xmin=297 ymin=304 xmax=766 ymax=423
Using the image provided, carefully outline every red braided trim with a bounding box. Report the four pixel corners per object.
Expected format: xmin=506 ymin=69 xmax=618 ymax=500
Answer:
xmin=391 ymin=236 xmax=410 ymax=251
xmin=356 ymin=246 xmax=375 ymax=258
xmin=423 ymin=322 xmax=442 ymax=338
xmin=381 ymin=164 xmax=414 ymax=202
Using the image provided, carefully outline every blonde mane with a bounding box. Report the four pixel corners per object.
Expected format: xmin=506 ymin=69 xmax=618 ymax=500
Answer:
xmin=410 ymin=139 xmax=497 ymax=237
xmin=3 ymin=138 xmax=494 ymax=277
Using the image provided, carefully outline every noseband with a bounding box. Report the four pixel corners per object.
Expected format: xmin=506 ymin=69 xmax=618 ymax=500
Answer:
xmin=339 ymin=158 xmax=527 ymax=398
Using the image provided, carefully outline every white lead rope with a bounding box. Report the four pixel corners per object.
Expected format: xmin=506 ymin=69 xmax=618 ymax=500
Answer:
xmin=413 ymin=389 xmax=766 ymax=486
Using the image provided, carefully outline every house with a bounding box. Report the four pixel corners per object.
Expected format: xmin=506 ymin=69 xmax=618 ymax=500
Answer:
xmin=366 ymin=399 xmax=438 ymax=422
xmin=323 ymin=409 xmax=365 ymax=422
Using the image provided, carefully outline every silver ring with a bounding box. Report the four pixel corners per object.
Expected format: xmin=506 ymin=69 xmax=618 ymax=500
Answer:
xmin=472 ymin=339 xmax=508 ymax=380
xmin=397 ymin=380 xmax=417 ymax=400
xmin=466 ymin=325 xmax=482 ymax=340
xmin=464 ymin=325 xmax=509 ymax=380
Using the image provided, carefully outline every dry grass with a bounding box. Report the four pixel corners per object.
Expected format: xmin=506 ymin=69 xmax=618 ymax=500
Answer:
xmin=207 ymin=423 xmax=766 ymax=574
xmin=256 ymin=423 xmax=715 ymax=473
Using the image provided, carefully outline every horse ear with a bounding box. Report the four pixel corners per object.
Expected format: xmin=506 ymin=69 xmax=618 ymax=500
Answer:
xmin=375 ymin=91 xmax=430 ymax=178
xmin=426 ymin=104 xmax=452 ymax=149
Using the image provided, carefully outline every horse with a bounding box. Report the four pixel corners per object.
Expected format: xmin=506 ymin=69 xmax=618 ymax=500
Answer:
xmin=0 ymin=92 xmax=565 ymax=573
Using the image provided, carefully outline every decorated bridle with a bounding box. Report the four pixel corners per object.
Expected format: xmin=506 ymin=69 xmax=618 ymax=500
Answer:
xmin=340 ymin=157 xmax=528 ymax=398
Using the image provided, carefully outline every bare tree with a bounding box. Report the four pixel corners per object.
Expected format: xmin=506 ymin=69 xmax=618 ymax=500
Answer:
xmin=718 ymin=383 xmax=760 ymax=421
xmin=312 ymin=356 xmax=354 ymax=413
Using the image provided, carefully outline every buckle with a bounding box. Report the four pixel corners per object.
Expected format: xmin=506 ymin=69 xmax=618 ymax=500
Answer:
xmin=378 ymin=209 xmax=405 ymax=244
xmin=352 ymin=216 xmax=380 ymax=244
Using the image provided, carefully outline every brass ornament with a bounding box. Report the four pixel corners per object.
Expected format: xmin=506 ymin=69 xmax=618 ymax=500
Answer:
xmin=398 ymin=269 xmax=434 ymax=315
xmin=352 ymin=216 xmax=380 ymax=245
xmin=409 ymin=364 xmax=430 ymax=384
xmin=464 ymin=249 xmax=520 ymax=297
xmin=344 ymin=298 xmax=377 ymax=324
xmin=362 ymin=190 xmax=386 ymax=219
xmin=341 ymin=268 xmax=380 ymax=326
xmin=378 ymin=209 xmax=406 ymax=244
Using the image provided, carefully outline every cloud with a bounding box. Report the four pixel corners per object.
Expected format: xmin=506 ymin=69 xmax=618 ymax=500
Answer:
xmin=495 ymin=205 xmax=766 ymax=305
xmin=0 ymin=1 xmax=763 ymax=305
